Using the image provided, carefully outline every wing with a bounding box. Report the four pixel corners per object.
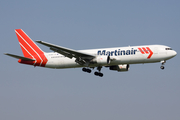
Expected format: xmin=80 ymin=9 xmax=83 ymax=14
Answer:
xmin=36 ymin=41 xmax=95 ymax=65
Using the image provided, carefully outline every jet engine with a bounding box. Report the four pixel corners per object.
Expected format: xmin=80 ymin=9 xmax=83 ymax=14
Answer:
xmin=109 ymin=64 xmax=129 ymax=72
xmin=92 ymin=56 xmax=110 ymax=65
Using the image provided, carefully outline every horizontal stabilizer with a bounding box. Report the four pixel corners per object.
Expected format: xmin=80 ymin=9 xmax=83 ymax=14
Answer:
xmin=4 ymin=53 xmax=35 ymax=61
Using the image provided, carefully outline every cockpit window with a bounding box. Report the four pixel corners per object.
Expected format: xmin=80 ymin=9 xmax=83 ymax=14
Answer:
xmin=165 ymin=48 xmax=173 ymax=50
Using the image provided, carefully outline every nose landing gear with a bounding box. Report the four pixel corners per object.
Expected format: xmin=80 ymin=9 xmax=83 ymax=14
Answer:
xmin=160 ymin=66 xmax=165 ymax=70
xmin=160 ymin=60 xmax=166 ymax=70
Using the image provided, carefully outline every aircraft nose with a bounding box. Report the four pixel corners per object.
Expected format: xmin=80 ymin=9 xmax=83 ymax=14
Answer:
xmin=172 ymin=50 xmax=177 ymax=57
xmin=171 ymin=50 xmax=177 ymax=57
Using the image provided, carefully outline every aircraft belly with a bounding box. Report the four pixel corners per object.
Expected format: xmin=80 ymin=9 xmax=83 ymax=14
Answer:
xmin=45 ymin=57 xmax=80 ymax=69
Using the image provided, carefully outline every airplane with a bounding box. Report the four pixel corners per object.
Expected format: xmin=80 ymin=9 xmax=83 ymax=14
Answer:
xmin=4 ymin=29 xmax=177 ymax=77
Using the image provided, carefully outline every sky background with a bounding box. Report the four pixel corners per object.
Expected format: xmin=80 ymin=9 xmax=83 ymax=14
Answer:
xmin=1 ymin=0 xmax=180 ymax=120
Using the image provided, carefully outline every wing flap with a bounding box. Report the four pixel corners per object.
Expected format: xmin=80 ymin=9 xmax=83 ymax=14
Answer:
xmin=4 ymin=53 xmax=35 ymax=61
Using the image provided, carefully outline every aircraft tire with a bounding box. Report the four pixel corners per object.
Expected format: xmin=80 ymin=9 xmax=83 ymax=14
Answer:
xmin=82 ymin=68 xmax=87 ymax=72
xmin=94 ymin=72 xmax=103 ymax=77
xmin=94 ymin=72 xmax=99 ymax=76
xmin=160 ymin=66 xmax=165 ymax=70
xmin=87 ymin=69 xmax=91 ymax=73
xmin=99 ymin=73 xmax=103 ymax=77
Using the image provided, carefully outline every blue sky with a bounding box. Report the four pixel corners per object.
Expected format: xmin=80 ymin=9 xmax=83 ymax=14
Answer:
xmin=1 ymin=0 xmax=180 ymax=120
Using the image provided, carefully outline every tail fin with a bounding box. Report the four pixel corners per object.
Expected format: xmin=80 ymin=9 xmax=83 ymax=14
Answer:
xmin=15 ymin=29 xmax=47 ymax=66
xmin=15 ymin=29 xmax=44 ymax=58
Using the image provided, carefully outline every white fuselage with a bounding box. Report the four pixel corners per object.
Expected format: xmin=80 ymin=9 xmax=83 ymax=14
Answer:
xmin=44 ymin=45 xmax=177 ymax=69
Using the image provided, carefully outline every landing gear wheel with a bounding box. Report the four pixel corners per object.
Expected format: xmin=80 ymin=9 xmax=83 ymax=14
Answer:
xmin=160 ymin=66 xmax=165 ymax=70
xmin=94 ymin=72 xmax=103 ymax=77
xmin=82 ymin=68 xmax=87 ymax=72
xmin=94 ymin=72 xmax=99 ymax=76
xmin=86 ymin=69 xmax=91 ymax=73
xmin=99 ymin=73 xmax=103 ymax=77
xmin=82 ymin=68 xmax=91 ymax=73
xmin=160 ymin=60 xmax=166 ymax=70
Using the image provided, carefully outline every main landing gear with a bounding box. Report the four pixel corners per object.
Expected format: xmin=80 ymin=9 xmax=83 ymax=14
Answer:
xmin=82 ymin=66 xmax=104 ymax=77
xmin=160 ymin=60 xmax=166 ymax=70
xmin=94 ymin=66 xmax=103 ymax=77
xmin=94 ymin=71 xmax=103 ymax=77
xmin=82 ymin=67 xmax=91 ymax=73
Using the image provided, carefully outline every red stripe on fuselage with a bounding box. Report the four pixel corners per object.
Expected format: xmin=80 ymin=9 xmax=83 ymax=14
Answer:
xmin=138 ymin=48 xmax=145 ymax=54
xmin=142 ymin=47 xmax=149 ymax=54
xmin=146 ymin=47 xmax=153 ymax=59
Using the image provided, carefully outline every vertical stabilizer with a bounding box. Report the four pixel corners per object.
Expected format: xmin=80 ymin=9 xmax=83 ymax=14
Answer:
xmin=15 ymin=29 xmax=47 ymax=66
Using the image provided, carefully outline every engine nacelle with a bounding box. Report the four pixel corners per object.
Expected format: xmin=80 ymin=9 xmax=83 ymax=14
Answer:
xmin=92 ymin=56 xmax=110 ymax=65
xmin=109 ymin=64 xmax=129 ymax=72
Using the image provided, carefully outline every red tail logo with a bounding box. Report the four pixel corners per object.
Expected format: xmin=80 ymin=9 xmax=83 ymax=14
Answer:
xmin=138 ymin=47 xmax=153 ymax=59
xmin=15 ymin=29 xmax=48 ymax=67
